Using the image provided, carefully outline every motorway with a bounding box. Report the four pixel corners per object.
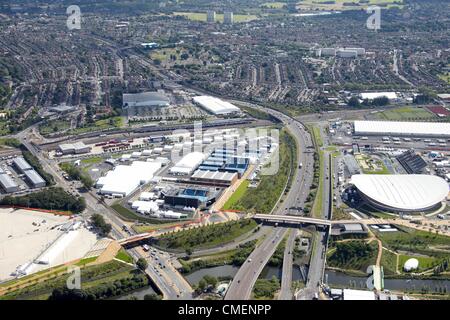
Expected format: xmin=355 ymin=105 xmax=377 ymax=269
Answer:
xmin=278 ymin=229 xmax=297 ymax=300
xmin=224 ymin=102 xmax=316 ymax=300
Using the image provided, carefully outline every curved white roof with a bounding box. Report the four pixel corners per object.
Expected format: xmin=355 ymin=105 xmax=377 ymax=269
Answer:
xmin=351 ymin=174 xmax=449 ymax=211
xmin=403 ymin=258 xmax=419 ymax=272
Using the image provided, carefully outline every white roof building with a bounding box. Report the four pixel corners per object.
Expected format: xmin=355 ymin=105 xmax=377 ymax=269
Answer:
xmin=351 ymin=174 xmax=449 ymax=212
xmin=343 ymin=289 xmax=376 ymax=300
xmin=169 ymin=152 xmax=206 ymax=175
xmin=359 ymin=92 xmax=398 ymax=100
xmin=193 ymin=96 xmax=240 ymax=115
xmin=354 ymin=120 xmax=450 ymax=137
xmin=97 ymin=161 xmax=162 ymax=196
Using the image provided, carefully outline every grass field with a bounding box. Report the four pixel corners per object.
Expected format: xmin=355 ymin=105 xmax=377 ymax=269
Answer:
xmin=375 ymin=107 xmax=436 ymax=121
xmin=173 ymin=12 xmax=258 ymax=23
xmin=375 ymin=226 xmax=450 ymax=252
xmin=115 ymin=248 xmax=134 ymax=264
xmin=398 ymin=254 xmax=442 ymax=272
xmin=222 ymin=180 xmax=250 ymax=211
xmin=439 ymin=72 xmax=450 ymax=85
xmin=380 ymin=248 xmax=398 ymax=275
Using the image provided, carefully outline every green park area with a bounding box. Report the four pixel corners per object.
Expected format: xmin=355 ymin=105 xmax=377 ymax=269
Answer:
xmin=374 ymin=106 xmax=436 ymax=121
xmin=225 ymin=129 xmax=297 ymax=214
xmin=156 ymin=219 xmax=258 ymax=251
xmin=327 ymin=240 xmax=378 ymax=274
xmin=0 ymin=260 xmax=147 ymax=300
xmin=260 ymin=2 xmax=286 ymax=9
xmin=179 ymin=239 xmax=258 ymax=274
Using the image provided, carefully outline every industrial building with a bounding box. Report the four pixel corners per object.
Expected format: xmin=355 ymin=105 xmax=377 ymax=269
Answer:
xmin=192 ymin=96 xmax=240 ymax=115
xmin=353 ymin=120 xmax=450 ymax=138
xmin=58 ymin=142 xmax=91 ymax=155
xmin=0 ymin=173 xmax=19 ymax=193
xmin=23 ymin=170 xmax=46 ymax=188
xmin=162 ymin=187 xmax=218 ymax=209
xmin=336 ymin=49 xmax=358 ymax=58
xmin=198 ymin=151 xmax=250 ymax=177
xmin=350 ymin=174 xmax=449 ymax=213
xmin=169 ymin=152 xmax=206 ymax=175
xmin=191 ymin=169 xmax=238 ymax=186
xmin=207 ymin=10 xmax=216 ymax=23
xmin=224 ymin=11 xmax=234 ymax=24
xmin=122 ymin=91 xmax=170 ymax=117
xmin=396 ymin=150 xmax=427 ymax=174
xmin=358 ymin=92 xmax=398 ymax=101
xmin=331 ymin=223 xmax=368 ymax=236
xmin=12 ymin=157 xmax=32 ymax=173
xmin=96 ymin=161 xmax=162 ymax=197
xmin=122 ymin=91 xmax=169 ymax=109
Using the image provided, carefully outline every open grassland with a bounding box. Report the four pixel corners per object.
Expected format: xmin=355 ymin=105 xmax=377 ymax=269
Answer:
xmin=222 ymin=180 xmax=250 ymax=210
xmin=374 ymin=107 xmax=436 ymax=121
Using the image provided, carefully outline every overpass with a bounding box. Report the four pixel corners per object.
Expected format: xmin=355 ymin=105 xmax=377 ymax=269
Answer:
xmin=253 ymin=213 xmax=332 ymax=227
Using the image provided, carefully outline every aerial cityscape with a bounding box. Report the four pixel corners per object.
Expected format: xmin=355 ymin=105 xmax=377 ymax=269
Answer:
xmin=0 ymin=0 xmax=449 ymax=305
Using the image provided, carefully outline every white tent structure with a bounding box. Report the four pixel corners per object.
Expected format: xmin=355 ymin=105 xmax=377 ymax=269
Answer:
xmin=97 ymin=161 xmax=162 ymax=196
xmin=169 ymin=152 xmax=206 ymax=175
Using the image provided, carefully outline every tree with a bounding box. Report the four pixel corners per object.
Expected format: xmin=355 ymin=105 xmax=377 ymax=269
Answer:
xmin=90 ymin=214 xmax=112 ymax=236
xmin=197 ymin=279 xmax=207 ymax=293
xmin=136 ymin=258 xmax=148 ymax=271
xmin=144 ymin=293 xmax=162 ymax=300
xmin=348 ymin=96 xmax=361 ymax=108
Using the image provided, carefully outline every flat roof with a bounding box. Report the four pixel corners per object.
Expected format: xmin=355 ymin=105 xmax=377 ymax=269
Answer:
xmin=192 ymin=169 xmax=237 ymax=182
xmin=351 ymin=174 xmax=449 ymax=211
xmin=123 ymin=91 xmax=169 ymax=108
xmin=97 ymin=161 xmax=161 ymax=196
xmin=354 ymin=120 xmax=450 ymax=137
xmin=359 ymin=92 xmax=398 ymax=100
xmin=13 ymin=157 xmax=32 ymax=171
xmin=170 ymin=152 xmax=206 ymax=175
xmin=343 ymin=289 xmax=376 ymax=300
xmin=23 ymin=169 xmax=46 ymax=185
xmin=0 ymin=173 xmax=18 ymax=189
xmin=193 ymin=96 xmax=240 ymax=115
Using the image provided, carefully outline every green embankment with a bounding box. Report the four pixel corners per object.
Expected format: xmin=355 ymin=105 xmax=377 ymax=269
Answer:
xmin=156 ymin=219 xmax=258 ymax=250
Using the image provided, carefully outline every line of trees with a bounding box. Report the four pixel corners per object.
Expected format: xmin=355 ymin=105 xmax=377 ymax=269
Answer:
xmin=1 ymin=187 xmax=86 ymax=213
xmin=60 ymin=162 xmax=94 ymax=190
xmin=90 ymin=213 xmax=112 ymax=236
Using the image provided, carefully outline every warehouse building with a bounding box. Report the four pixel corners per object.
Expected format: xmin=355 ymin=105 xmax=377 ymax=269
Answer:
xmin=0 ymin=173 xmax=19 ymax=193
xmin=123 ymin=91 xmax=170 ymax=109
xmin=354 ymin=120 xmax=450 ymax=138
xmin=23 ymin=169 xmax=46 ymax=188
xmin=192 ymin=96 xmax=240 ymax=115
xmin=96 ymin=161 xmax=162 ymax=197
xmin=58 ymin=142 xmax=91 ymax=155
xmin=350 ymin=174 xmax=449 ymax=213
xmin=191 ymin=170 xmax=238 ymax=186
xmin=12 ymin=157 xmax=32 ymax=173
xmin=358 ymin=92 xmax=398 ymax=101
xmin=169 ymin=152 xmax=206 ymax=175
